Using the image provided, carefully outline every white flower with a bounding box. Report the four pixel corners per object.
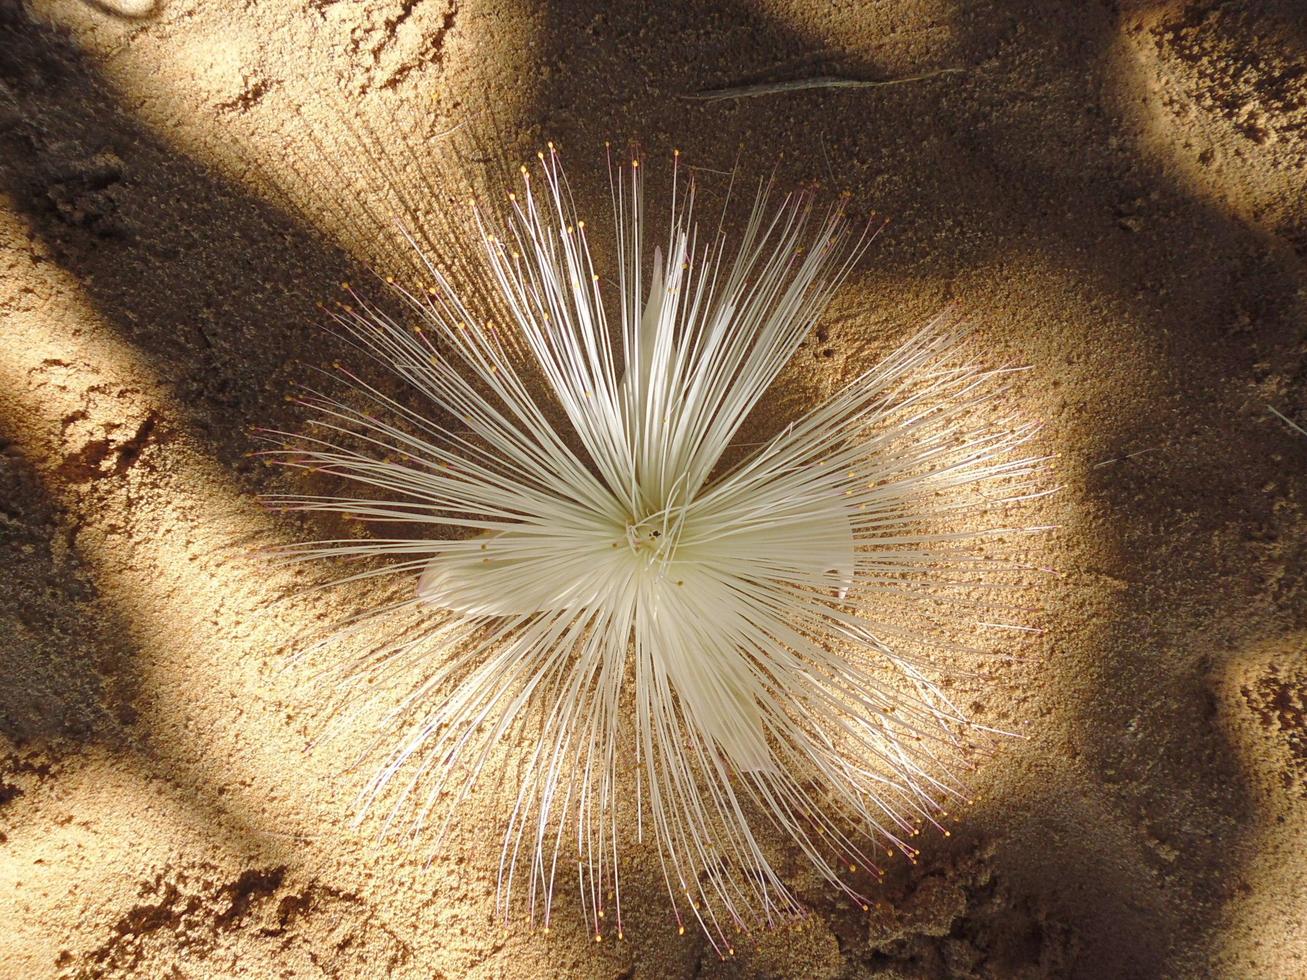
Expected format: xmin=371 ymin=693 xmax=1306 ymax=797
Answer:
xmin=267 ymin=147 xmax=1048 ymax=950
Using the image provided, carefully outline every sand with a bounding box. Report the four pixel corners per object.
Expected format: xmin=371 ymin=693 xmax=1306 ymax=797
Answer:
xmin=2 ymin=0 xmax=1305 ymax=977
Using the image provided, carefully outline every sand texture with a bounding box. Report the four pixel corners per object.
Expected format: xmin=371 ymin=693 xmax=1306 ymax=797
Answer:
xmin=2 ymin=0 xmax=1306 ymax=977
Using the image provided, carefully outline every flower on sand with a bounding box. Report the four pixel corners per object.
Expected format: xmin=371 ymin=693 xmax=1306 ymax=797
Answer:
xmin=266 ymin=147 xmax=1048 ymax=950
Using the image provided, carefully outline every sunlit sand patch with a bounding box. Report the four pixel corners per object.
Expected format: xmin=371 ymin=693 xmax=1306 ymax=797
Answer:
xmin=0 ymin=205 xmax=338 ymax=842
xmin=0 ymin=202 xmax=647 ymax=972
xmin=26 ymin=0 xmax=535 ymax=274
xmin=0 ymin=747 xmax=311 ymax=976
xmin=1116 ymin=2 xmax=1307 ymax=248
xmin=1209 ymin=633 xmax=1307 ymax=977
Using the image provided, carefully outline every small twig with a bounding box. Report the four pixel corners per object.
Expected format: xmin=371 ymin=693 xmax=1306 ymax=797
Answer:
xmin=819 ymin=127 xmax=836 ymax=185
xmin=1092 ymin=447 xmax=1160 ymax=469
xmin=1268 ymin=405 xmax=1307 ymax=438
xmin=433 ymin=119 xmax=468 ymax=140
xmin=684 ymin=67 xmax=964 ymax=104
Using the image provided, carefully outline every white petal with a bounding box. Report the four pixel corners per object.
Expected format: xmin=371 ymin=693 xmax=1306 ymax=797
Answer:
xmin=416 ymin=532 xmax=606 ymax=617
xmin=688 ymin=495 xmax=855 ymax=595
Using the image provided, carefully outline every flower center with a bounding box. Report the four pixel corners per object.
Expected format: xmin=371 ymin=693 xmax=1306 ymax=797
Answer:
xmin=622 ymin=507 xmax=681 ymax=566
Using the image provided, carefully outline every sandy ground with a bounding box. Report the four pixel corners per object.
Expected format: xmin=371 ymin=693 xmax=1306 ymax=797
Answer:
xmin=2 ymin=0 xmax=1306 ymax=977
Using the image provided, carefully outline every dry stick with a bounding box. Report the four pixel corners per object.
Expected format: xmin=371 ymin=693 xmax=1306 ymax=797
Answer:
xmin=685 ymin=67 xmax=964 ymax=104
xmin=1091 ymin=447 xmax=1161 ymax=468
xmin=819 ymin=127 xmax=836 ymax=185
xmin=1268 ymin=405 xmax=1307 ymax=438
